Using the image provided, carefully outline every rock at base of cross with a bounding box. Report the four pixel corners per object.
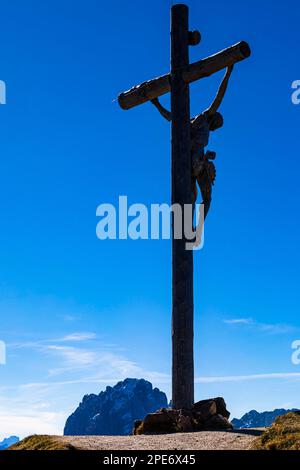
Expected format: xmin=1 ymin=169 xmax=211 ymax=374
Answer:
xmin=133 ymin=397 xmax=232 ymax=435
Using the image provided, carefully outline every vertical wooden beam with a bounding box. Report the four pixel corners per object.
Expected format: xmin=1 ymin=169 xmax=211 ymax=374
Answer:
xmin=171 ymin=4 xmax=194 ymax=410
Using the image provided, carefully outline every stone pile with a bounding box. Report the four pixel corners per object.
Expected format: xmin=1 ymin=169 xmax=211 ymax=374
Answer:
xmin=133 ymin=397 xmax=232 ymax=434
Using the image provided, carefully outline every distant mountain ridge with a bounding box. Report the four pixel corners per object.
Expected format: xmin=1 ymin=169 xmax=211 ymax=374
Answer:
xmin=232 ymin=408 xmax=299 ymax=428
xmin=64 ymin=378 xmax=168 ymax=436
xmin=0 ymin=436 xmax=19 ymax=450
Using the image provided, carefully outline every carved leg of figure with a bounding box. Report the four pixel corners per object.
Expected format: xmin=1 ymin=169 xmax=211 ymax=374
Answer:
xmin=192 ymin=176 xmax=198 ymax=232
xmin=203 ymin=197 xmax=211 ymax=219
xmin=191 ymin=145 xmax=205 ymax=176
xmin=197 ymin=171 xmax=212 ymax=220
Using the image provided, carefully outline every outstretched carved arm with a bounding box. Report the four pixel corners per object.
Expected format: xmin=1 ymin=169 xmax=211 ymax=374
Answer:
xmin=151 ymin=98 xmax=172 ymax=122
xmin=206 ymin=65 xmax=234 ymax=116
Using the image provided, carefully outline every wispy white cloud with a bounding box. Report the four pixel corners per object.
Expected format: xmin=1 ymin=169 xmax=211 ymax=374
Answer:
xmin=0 ymin=383 xmax=67 ymax=440
xmin=258 ymin=323 xmax=296 ymax=335
xmin=45 ymin=345 xmax=97 ymax=367
xmin=17 ymin=370 xmax=300 ymax=389
xmin=0 ymin=410 xmax=65 ymax=441
xmin=195 ymin=372 xmax=300 ymax=383
xmin=8 ymin=333 xmax=147 ymax=378
xmin=224 ymin=318 xmax=253 ymax=325
xmin=9 ymin=332 xmax=97 ymax=349
xmin=223 ymin=317 xmax=297 ymax=335
xmin=58 ymin=314 xmax=77 ymax=322
xmin=43 ymin=344 xmax=143 ymax=378
xmin=58 ymin=332 xmax=97 ymax=342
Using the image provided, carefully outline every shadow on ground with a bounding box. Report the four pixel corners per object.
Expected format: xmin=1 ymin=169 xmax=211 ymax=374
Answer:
xmin=231 ymin=428 xmax=265 ymax=437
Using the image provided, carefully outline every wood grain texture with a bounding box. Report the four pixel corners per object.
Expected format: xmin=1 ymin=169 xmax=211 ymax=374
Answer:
xmin=170 ymin=3 xmax=194 ymax=411
xmin=118 ymin=41 xmax=250 ymax=110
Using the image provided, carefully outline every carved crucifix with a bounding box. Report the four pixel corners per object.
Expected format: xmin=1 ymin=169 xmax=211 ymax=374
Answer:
xmin=118 ymin=4 xmax=250 ymax=410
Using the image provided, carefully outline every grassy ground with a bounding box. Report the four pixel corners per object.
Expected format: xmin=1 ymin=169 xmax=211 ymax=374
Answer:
xmin=252 ymin=412 xmax=300 ymax=450
xmin=8 ymin=435 xmax=75 ymax=451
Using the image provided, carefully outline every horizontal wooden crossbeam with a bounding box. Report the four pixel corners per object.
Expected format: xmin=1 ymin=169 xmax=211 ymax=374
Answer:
xmin=118 ymin=41 xmax=250 ymax=110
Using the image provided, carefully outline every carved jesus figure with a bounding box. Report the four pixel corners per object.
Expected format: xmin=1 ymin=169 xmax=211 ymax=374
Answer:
xmin=151 ymin=65 xmax=233 ymax=221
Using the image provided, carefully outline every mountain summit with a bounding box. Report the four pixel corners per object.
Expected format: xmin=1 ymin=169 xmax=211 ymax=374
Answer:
xmin=64 ymin=378 xmax=168 ymax=436
xmin=232 ymin=408 xmax=299 ymax=428
xmin=0 ymin=436 xmax=19 ymax=450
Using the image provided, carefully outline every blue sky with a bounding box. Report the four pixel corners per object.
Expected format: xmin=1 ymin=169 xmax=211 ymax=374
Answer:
xmin=1 ymin=0 xmax=300 ymax=438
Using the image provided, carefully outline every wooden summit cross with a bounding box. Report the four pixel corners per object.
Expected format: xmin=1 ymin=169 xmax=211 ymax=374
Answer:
xmin=118 ymin=4 xmax=250 ymax=410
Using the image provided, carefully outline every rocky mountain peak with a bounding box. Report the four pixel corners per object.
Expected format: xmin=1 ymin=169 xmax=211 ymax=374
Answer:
xmin=64 ymin=378 xmax=168 ymax=436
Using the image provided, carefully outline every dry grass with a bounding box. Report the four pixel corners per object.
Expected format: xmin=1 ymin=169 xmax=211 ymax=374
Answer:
xmin=8 ymin=435 xmax=75 ymax=451
xmin=251 ymin=412 xmax=300 ymax=450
